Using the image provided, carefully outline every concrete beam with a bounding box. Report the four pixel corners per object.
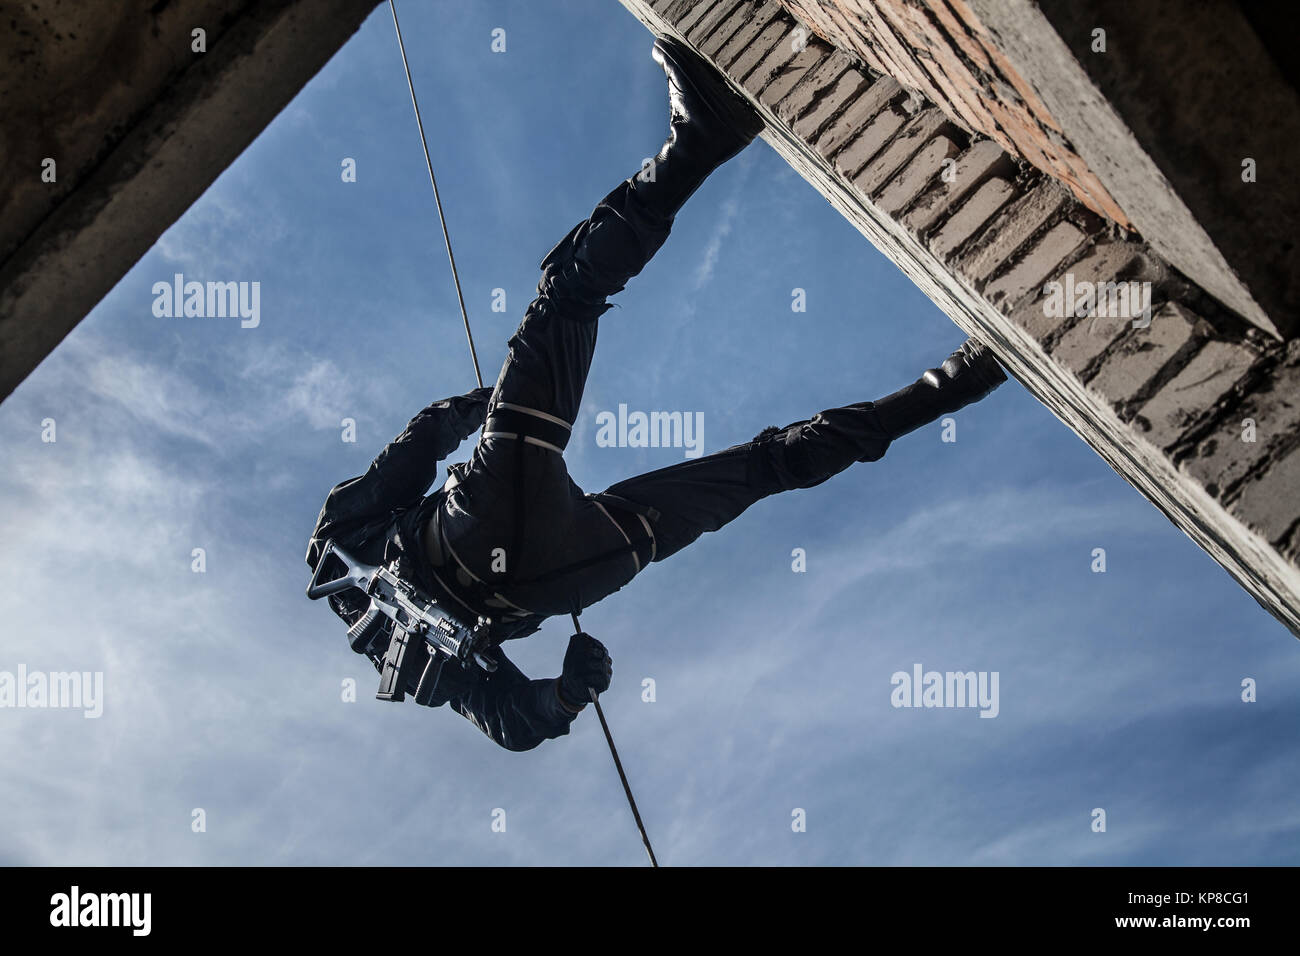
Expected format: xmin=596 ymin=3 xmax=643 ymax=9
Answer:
xmin=0 ymin=0 xmax=382 ymax=403
xmin=971 ymin=0 xmax=1296 ymax=339
xmin=770 ymin=0 xmax=1296 ymax=341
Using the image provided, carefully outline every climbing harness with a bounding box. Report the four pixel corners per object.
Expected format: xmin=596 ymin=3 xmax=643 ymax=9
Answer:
xmin=386 ymin=0 xmax=657 ymax=867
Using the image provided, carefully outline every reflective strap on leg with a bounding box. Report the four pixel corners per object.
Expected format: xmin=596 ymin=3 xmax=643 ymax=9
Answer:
xmin=593 ymin=500 xmax=642 ymax=574
xmin=592 ymin=494 xmax=657 ymax=568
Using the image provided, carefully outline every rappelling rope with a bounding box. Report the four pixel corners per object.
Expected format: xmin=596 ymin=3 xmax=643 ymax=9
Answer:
xmin=388 ymin=0 xmax=482 ymax=389
xmin=387 ymin=0 xmax=657 ymax=866
xmin=572 ymin=611 xmax=659 ymax=867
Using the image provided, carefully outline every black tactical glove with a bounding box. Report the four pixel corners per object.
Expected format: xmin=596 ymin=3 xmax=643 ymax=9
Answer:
xmin=443 ymin=387 xmax=493 ymax=441
xmin=464 ymin=386 xmax=493 ymax=422
xmin=558 ymin=632 xmax=612 ymax=710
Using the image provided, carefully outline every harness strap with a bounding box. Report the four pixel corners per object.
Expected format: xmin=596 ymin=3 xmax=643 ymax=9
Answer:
xmin=511 ymin=495 xmax=657 ymax=587
xmin=594 ymin=492 xmax=661 ymax=523
xmin=591 ymin=496 xmax=656 ymax=570
xmin=429 ymin=506 xmax=538 ymax=620
xmin=483 ymin=402 xmax=573 ymax=453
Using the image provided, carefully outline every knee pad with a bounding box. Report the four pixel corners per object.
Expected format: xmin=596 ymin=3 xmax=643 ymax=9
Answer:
xmin=535 ymin=239 xmax=615 ymax=325
xmin=747 ymin=425 xmax=830 ymax=494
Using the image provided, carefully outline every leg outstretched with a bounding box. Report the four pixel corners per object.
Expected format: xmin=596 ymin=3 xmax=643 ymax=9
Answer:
xmin=598 ymin=339 xmax=1008 ymax=563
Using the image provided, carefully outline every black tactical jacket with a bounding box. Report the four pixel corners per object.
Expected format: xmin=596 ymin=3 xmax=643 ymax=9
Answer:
xmin=305 ymin=388 xmax=581 ymax=752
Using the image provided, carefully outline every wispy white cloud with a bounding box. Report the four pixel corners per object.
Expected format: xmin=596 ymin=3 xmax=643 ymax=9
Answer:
xmin=692 ymin=195 xmax=740 ymax=290
xmin=155 ymin=185 xmax=289 ymax=279
xmin=18 ymin=328 xmax=375 ymax=453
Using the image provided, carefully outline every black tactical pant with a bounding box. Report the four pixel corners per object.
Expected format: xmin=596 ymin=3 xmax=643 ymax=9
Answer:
xmin=435 ymin=178 xmax=893 ymax=619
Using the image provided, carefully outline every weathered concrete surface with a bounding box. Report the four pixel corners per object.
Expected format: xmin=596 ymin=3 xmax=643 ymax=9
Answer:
xmin=1031 ymin=0 xmax=1300 ymax=342
xmin=623 ymin=0 xmax=1300 ymax=638
xmin=0 ymin=0 xmax=382 ymax=403
xmin=773 ymin=0 xmax=1295 ymax=342
xmin=779 ymin=0 xmax=1128 ymax=225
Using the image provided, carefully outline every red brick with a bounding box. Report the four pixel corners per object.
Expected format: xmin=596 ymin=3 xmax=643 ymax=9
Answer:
xmin=874 ymin=134 xmax=962 ymax=215
xmin=811 ymin=75 xmax=901 ymax=158
xmin=792 ymin=68 xmax=873 ymax=142
xmin=901 ymin=138 xmax=1010 ymax=234
xmin=832 ymin=105 xmax=906 ymax=178
xmin=984 ymin=221 xmax=1089 ymax=312
xmin=851 ymin=108 xmax=952 ymax=196
xmin=754 ymin=38 xmax=833 ymax=103
xmin=929 ymin=177 xmax=1016 ymax=260
xmin=1137 ymin=341 xmax=1259 ymax=449
xmin=955 ymin=180 xmax=1073 ymax=284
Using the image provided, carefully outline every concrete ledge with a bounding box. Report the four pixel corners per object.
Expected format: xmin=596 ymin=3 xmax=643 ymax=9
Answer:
xmin=772 ymin=0 xmax=1292 ymax=340
xmin=0 ymin=0 xmax=382 ymax=402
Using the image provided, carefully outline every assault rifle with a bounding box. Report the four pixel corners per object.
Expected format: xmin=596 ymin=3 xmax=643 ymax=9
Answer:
xmin=306 ymin=539 xmax=495 ymax=704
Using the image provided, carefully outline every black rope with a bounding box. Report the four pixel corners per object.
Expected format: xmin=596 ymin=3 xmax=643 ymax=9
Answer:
xmin=388 ymin=0 xmax=483 ymax=388
xmin=571 ymin=611 xmax=659 ymax=867
xmin=388 ymin=3 xmax=656 ymax=866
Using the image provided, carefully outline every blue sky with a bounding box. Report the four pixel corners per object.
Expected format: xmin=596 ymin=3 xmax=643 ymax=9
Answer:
xmin=1 ymin=0 xmax=1296 ymax=866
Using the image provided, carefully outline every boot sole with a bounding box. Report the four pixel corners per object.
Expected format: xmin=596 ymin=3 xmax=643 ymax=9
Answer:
xmin=963 ymin=340 xmax=1008 ymax=389
xmin=652 ymin=36 xmax=764 ymax=147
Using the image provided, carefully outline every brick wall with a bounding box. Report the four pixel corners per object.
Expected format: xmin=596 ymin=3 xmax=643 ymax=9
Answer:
xmin=771 ymin=0 xmax=1295 ymax=342
xmin=622 ymin=0 xmax=1300 ymax=637
xmin=779 ymin=0 xmax=1130 ymax=229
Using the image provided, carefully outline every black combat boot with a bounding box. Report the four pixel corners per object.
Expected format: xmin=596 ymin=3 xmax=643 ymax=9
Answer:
xmin=868 ymin=339 xmax=1008 ymax=446
xmin=629 ymin=35 xmax=765 ymax=221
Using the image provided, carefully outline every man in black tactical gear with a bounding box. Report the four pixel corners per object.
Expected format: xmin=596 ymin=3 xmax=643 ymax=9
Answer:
xmin=306 ymin=37 xmax=1007 ymax=752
